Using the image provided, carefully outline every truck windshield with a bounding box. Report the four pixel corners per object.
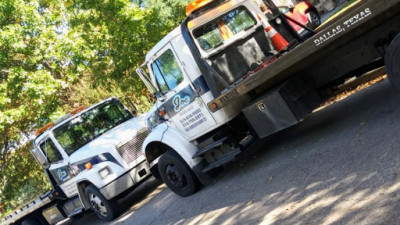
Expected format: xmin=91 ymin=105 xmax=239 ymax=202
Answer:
xmin=53 ymin=99 xmax=133 ymax=155
xmin=193 ymin=7 xmax=256 ymax=51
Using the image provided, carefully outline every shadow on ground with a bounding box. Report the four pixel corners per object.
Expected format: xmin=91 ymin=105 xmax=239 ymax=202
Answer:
xmin=142 ymin=80 xmax=400 ymax=225
xmin=66 ymin=80 xmax=400 ymax=225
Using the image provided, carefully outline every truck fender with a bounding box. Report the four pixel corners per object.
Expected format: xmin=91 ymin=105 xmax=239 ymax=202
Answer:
xmin=74 ymin=162 xmax=124 ymax=209
xmin=142 ymin=123 xmax=202 ymax=169
xmin=76 ymin=179 xmax=92 ymax=210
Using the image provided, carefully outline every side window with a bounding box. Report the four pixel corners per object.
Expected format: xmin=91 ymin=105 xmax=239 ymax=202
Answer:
xmin=151 ymin=49 xmax=184 ymax=94
xmin=193 ymin=7 xmax=256 ymax=51
xmin=40 ymin=139 xmax=62 ymax=163
xmin=151 ymin=63 xmax=169 ymax=93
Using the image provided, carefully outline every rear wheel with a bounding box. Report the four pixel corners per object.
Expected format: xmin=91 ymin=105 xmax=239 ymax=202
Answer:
xmin=85 ymin=185 xmax=119 ymax=222
xmin=158 ymin=150 xmax=200 ymax=197
xmin=386 ymin=34 xmax=400 ymax=92
xmin=22 ymin=218 xmax=40 ymax=225
xmin=306 ymin=11 xmax=321 ymax=29
xmin=22 ymin=218 xmax=41 ymax=225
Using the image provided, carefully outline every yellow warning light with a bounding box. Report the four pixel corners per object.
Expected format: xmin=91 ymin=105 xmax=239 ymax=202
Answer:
xmin=70 ymin=106 xmax=86 ymax=115
xmin=35 ymin=122 xmax=55 ymax=136
xmin=186 ymin=0 xmax=216 ymax=16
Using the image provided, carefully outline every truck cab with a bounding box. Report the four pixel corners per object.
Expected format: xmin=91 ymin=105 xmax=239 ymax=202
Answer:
xmin=31 ymin=97 xmax=151 ymax=222
xmin=137 ymin=0 xmax=284 ymax=197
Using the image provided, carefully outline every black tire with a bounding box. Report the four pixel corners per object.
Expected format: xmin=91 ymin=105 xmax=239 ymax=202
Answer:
xmin=22 ymin=218 xmax=40 ymax=225
xmin=386 ymin=34 xmax=400 ymax=92
xmin=158 ymin=150 xmax=200 ymax=197
xmin=85 ymin=185 xmax=119 ymax=222
xmin=150 ymin=165 xmax=162 ymax=180
xmin=306 ymin=11 xmax=321 ymax=29
xmin=70 ymin=212 xmax=85 ymax=220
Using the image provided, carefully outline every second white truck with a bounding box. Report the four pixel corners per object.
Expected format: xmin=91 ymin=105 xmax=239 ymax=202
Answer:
xmin=3 ymin=97 xmax=151 ymax=225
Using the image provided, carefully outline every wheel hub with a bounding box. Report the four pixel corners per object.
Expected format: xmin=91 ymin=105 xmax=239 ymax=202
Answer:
xmin=165 ymin=164 xmax=186 ymax=188
xmin=311 ymin=13 xmax=319 ymax=25
xmin=89 ymin=193 xmax=107 ymax=216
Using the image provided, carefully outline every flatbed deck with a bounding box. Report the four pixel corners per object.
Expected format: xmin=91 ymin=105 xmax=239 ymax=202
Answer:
xmin=2 ymin=192 xmax=52 ymax=225
xmin=207 ymin=0 xmax=400 ymax=112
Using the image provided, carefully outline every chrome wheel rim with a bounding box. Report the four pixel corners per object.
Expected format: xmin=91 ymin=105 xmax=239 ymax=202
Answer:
xmin=89 ymin=193 xmax=107 ymax=217
xmin=310 ymin=13 xmax=320 ymax=25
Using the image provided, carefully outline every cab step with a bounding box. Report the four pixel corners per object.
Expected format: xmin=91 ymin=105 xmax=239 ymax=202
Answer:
xmin=67 ymin=207 xmax=84 ymax=217
xmin=202 ymin=148 xmax=241 ymax=173
xmin=192 ymin=136 xmax=228 ymax=159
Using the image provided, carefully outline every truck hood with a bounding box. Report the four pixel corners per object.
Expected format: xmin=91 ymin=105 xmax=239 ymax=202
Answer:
xmin=69 ymin=115 xmax=147 ymax=163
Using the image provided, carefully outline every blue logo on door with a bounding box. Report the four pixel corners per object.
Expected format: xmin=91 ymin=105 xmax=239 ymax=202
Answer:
xmin=173 ymin=95 xmax=190 ymax=112
xmin=57 ymin=169 xmax=68 ymax=182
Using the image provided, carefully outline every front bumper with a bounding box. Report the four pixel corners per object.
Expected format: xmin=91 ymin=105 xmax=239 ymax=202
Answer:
xmin=100 ymin=160 xmax=151 ymax=200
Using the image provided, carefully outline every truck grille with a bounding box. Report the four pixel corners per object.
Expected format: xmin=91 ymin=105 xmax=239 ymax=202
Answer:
xmin=117 ymin=129 xmax=148 ymax=164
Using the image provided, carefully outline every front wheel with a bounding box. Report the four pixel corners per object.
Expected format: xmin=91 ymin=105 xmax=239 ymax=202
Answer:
xmin=158 ymin=150 xmax=200 ymax=197
xmin=306 ymin=11 xmax=321 ymax=29
xmin=85 ymin=185 xmax=119 ymax=222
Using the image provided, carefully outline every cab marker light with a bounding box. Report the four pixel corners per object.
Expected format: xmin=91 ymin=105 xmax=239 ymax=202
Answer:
xmin=85 ymin=162 xmax=93 ymax=170
xmin=70 ymin=106 xmax=86 ymax=115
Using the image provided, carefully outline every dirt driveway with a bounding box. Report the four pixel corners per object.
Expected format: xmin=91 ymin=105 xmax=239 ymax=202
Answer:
xmin=64 ymin=79 xmax=400 ymax=225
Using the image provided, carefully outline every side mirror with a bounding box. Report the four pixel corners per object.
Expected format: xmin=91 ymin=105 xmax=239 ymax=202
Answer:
xmin=125 ymin=98 xmax=138 ymax=117
xmin=136 ymin=67 xmax=158 ymax=95
xmin=31 ymin=147 xmax=50 ymax=169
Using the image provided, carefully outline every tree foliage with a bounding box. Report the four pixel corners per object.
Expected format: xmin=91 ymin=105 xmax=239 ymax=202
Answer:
xmin=0 ymin=0 xmax=190 ymax=213
xmin=1 ymin=141 xmax=50 ymax=209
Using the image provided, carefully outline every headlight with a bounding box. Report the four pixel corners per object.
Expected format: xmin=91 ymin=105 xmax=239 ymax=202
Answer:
xmin=147 ymin=112 xmax=160 ymax=131
xmin=99 ymin=167 xmax=111 ymax=179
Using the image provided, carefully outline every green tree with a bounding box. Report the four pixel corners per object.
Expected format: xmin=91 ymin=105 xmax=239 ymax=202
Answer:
xmin=0 ymin=0 xmax=89 ymax=209
xmin=1 ymin=0 xmax=191 ymax=213
xmin=65 ymin=0 xmax=189 ymax=98
xmin=1 ymin=141 xmax=50 ymax=208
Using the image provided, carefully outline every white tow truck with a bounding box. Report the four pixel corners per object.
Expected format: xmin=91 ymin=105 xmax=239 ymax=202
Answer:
xmin=2 ymin=97 xmax=151 ymax=225
xmin=136 ymin=0 xmax=400 ymax=197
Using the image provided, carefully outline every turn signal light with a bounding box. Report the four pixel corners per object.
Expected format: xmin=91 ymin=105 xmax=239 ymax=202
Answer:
xmin=159 ymin=110 xmax=167 ymax=117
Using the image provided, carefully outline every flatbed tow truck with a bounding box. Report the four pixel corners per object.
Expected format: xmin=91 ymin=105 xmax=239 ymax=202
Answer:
xmin=2 ymin=97 xmax=151 ymax=225
xmin=136 ymin=0 xmax=400 ymax=197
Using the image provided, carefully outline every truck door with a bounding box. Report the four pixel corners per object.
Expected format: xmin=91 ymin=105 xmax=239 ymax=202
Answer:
xmin=150 ymin=43 xmax=217 ymax=139
xmin=40 ymin=137 xmax=78 ymax=198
